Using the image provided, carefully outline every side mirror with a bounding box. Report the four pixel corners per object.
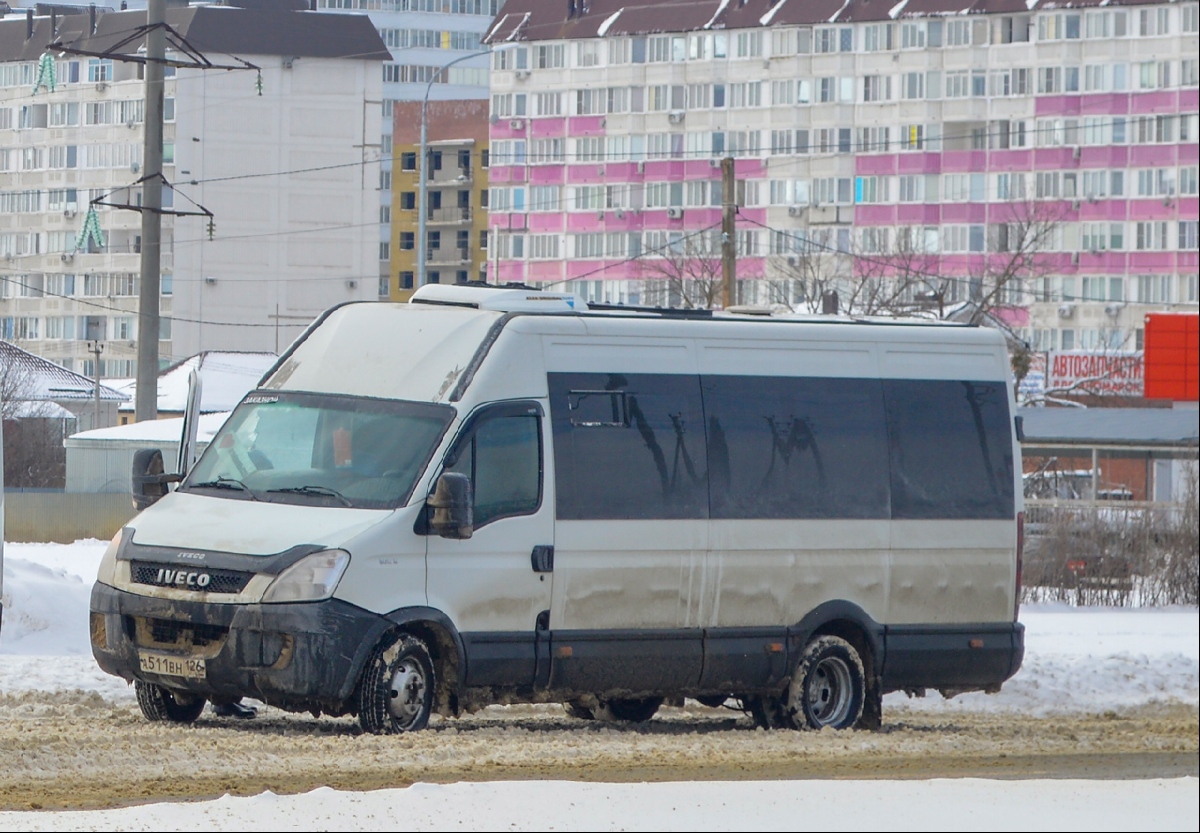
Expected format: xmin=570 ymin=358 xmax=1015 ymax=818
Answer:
xmin=427 ymin=472 xmax=473 ymax=539
xmin=132 ymin=448 xmax=181 ymax=511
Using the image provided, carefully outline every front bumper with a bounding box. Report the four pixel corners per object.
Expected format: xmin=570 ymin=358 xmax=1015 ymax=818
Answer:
xmin=90 ymin=583 xmax=392 ymax=713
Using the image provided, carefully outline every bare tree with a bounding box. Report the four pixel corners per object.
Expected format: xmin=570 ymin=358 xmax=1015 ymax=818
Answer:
xmin=0 ymin=349 xmax=43 ymax=421
xmin=960 ymin=197 xmax=1067 ymax=326
xmin=761 ymin=226 xmax=939 ymax=316
xmin=760 ymin=227 xmax=853 ymax=314
xmin=1 ymin=344 xmax=67 ymax=488
xmin=637 ymin=231 xmax=726 ymax=309
xmin=762 ymin=198 xmax=1065 ymax=324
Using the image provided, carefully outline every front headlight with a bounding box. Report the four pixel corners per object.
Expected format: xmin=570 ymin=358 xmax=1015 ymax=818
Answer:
xmin=95 ymin=528 xmax=125 ymax=587
xmin=262 ymin=549 xmax=350 ymax=604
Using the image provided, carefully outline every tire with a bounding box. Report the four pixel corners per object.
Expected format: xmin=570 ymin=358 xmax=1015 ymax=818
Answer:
xmin=357 ymin=634 xmax=436 ymax=734
xmin=745 ymin=694 xmax=788 ymax=730
xmin=563 ymin=700 xmax=597 ymax=720
xmin=597 ymin=696 xmax=663 ymax=723
xmin=788 ymin=635 xmax=865 ymax=730
xmin=694 ymin=694 xmax=730 ymax=709
xmin=135 ymin=681 xmax=206 ymax=723
xmin=749 ymin=636 xmax=866 ymax=731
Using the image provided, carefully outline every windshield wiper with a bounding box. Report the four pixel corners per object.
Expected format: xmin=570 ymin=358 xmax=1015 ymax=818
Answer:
xmin=188 ymin=476 xmax=260 ymax=500
xmin=266 ymin=485 xmax=353 ymax=507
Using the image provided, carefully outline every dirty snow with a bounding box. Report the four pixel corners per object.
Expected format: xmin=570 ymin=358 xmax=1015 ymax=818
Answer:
xmin=0 ymin=540 xmax=1196 ymax=830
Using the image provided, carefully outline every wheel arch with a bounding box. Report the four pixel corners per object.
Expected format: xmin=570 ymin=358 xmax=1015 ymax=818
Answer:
xmin=383 ymin=606 xmax=466 ymax=716
xmin=789 ymin=600 xmax=885 ymax=682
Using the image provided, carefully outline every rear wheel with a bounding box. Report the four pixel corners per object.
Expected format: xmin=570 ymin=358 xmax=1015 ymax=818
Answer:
xmin=135 ymin=681 xmax=206 ymax=723
xmin=357 ymin=634 xmax=436 ymax=734
xmin=788 ymin=636 xmax=865 ymax=730
xmin=751 ymin=636 xmax=866 ymax=731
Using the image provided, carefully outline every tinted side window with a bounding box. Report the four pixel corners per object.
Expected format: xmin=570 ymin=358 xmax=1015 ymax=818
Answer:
xmin=703 ymin=376 xmax=890 ymax=519
xmin=884 ymin=380 xmax=1014 ymax=519
xmin=549 ymin=373 xmax=708 ymax=520
xmin=448 ymin=412 xmax=542 ymax=527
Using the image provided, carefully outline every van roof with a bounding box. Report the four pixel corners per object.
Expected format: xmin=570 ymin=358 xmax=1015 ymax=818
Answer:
xmin=409 ymin=283 xmax=971 ymax=328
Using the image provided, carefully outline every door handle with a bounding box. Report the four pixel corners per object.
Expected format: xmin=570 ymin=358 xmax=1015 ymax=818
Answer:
xmin=531 ymin=545 xmax=554 ymax=573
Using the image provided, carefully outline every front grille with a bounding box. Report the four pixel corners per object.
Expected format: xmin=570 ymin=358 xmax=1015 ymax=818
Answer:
xmin=132 ymin=616 xmax=229 ymax=652
xmin=130 ymin=561 xmax=252 ymax=595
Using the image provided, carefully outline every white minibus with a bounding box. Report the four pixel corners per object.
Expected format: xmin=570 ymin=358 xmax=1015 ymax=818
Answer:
xmin=91 ymin=284 xmax=1024 ymax=732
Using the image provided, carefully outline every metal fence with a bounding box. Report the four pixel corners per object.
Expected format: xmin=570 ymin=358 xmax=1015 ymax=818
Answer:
xmin=4 ymin=490 xmax=136 ymax=544
xmin=1022 ymin=498 xmax=1198 ymax=607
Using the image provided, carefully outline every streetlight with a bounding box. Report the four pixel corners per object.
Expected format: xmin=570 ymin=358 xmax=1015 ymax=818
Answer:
xmin=417 ymin=45 xmax=515 ymax=288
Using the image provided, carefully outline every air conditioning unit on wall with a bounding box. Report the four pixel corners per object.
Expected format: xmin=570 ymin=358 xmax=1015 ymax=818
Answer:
xmin=1057 ymin=304 xmax=1075 ymax=319
xmin=666 ymin=207 xmax=684 ymax=219
xmin=508 ymin=119 xmax=525 ymax=130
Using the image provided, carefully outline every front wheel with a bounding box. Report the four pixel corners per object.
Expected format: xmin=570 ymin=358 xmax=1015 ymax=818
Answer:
xmin=597 ymin=696 xmax=663 ymax=723
xmin=357 ymin=633 xmax=436 ymax=734
xmin=135 ymin=681 xmax=206 ymax=723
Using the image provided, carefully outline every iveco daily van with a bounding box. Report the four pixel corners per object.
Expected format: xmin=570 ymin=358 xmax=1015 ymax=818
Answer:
xmin=91 ymin=284 xmax=1025 ymax=733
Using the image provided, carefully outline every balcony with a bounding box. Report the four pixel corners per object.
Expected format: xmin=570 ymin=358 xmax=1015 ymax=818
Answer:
xmin=426 ymin=206 xmax=472 ymax=224
xmin=429 ymin=166 xmax=473 ymax=186
xmin=427 ymin=246 xmax=472 ymax=266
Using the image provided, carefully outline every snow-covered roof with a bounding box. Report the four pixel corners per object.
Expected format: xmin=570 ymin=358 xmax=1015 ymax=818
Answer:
xmin=0 ymin=340 xmax=128 ymax=404
xmin=10 ymin=400 xmax=76 ymax=420
xmin=116 ymin=351 xmax=277 ymax=413
xmin=68 ymin=411 xmax=231 ymax=444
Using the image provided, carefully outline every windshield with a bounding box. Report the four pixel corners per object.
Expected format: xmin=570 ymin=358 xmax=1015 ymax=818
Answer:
xmin=182 ymin=392 xmax=454 ymax=510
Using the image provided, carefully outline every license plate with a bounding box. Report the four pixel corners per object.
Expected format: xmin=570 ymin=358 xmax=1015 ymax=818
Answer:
xmin=138 ymin=651 xmax=206 ymax=680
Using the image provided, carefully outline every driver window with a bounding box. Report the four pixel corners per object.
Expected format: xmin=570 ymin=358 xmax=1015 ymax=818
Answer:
xmin=447 ymin=412 xmax=541 ymax=527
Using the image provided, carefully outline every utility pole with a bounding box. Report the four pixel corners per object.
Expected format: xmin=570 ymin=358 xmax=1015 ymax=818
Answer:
xmin=721 ymin=156 xmax=737 ymax=309
xmin=267 ymin=307 xmax=312 ymax=354
xmin=87 ymin=340 xmax=104 ymax=430
xmin=135 ymin=0 xmax=166 ymax=423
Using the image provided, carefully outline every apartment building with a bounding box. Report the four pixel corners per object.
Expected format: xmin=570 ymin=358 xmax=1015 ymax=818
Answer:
xmin=484 ymin=0 xmax=1199 ymax=354
xmin=0 ymin=4 xmax=386 ymax=377
xmin=311 ymin=0 xmax=502 ymax=294
xmin=6 ymin=0 xmax=502 ymax=313
xmin=390 ymin=98 xmax=489 ymax=297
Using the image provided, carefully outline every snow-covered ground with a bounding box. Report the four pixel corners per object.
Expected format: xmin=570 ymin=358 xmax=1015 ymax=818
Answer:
xmin=1 ymin=539 xmax=1196 ymax=831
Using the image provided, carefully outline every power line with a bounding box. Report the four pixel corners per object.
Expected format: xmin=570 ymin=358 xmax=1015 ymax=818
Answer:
xmin=0 ymin=272 xmax=283 ymax=327
xmin=4 ymin=112 xmax=1195 ymax=204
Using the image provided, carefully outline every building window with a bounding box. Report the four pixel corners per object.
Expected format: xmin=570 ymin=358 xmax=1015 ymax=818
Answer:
xmin=400 ymin=232 xmax=415 ymax=250
xmin=400 ymin=192 xmax=416 ymax=210
xmin=87 ymin=59 xmax=113 ymax=82
xmin=400 ymin=271 xmax=414 ymax=290
xmin=401 ymin=152 xmax=417 ymax=171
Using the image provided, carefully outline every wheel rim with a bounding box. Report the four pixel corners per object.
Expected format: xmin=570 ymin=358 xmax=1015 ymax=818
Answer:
xmin=386 ymin=658 xmax=427 ymax=728
xmin=805 ymin=655 xmax=853 ymax=727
